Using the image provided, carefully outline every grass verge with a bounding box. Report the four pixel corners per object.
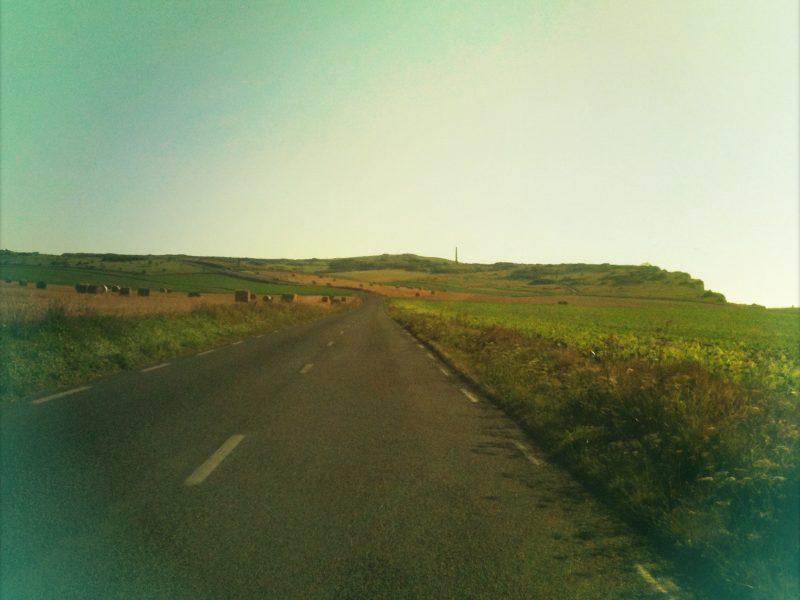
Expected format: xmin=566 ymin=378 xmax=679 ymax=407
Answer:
xmin=1 ymin=300 xmax=350 ymax=403
xmin=388 ymin=302 xmax=799 ymax=599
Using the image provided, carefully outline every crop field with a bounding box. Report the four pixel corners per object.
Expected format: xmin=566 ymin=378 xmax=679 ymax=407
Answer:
xmin=389 ymin=298 xmax=799 ymax=598
xmin=0 ymin=283 xmax=347 ymax=322
xmin=0 ymin=255 xmax=347 ymax=297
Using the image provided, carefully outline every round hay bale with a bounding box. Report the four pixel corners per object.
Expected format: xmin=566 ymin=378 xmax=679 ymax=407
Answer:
xmin=249 ymin=292 xmax=256 ymax=300
xmin=160 ymin=287 xmax=168 ymax=293
xmin=111 ymin=285 xmax=121 ymax=292
xmin=137 ymin=287 xmax=150 ymax=297
xmin=321 ymin=296 xmax=329 ymax=302
xmin=119 ymin=287 xmax=131 ymax=296
xmin=280 ymin=293 xmax=297 ymax=303
xmin=87 ymin=284 xmax=99 ymax=294
xmin=36 ymin=281 xmax=47 ymax=289
xmin=188 ymin=291 xmax=201 ymax=298
xmin=75 ymin=283 xmax=89 ymax=294
xmin=234 ymin=290 xmax=250 ymax=302
xmin=18 ymin=280 xmax=28 ymax=287
xmin=263 ymin=295 xmax=273 ymax=302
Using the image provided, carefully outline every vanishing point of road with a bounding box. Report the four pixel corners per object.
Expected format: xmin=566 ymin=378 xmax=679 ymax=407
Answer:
xmin=1 ymin=294 xmax=686 ymax=599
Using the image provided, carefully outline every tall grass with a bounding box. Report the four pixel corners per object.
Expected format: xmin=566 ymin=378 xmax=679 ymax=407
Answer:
xmin=389 ymin=300 xmax=799 ymax=599
xmin=0 ymin=300 xmax=347 ymax=403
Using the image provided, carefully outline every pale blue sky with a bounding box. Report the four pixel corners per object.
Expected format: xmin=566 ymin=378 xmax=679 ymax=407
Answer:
xmin=1 ymin=1 xmax=797 ymax=306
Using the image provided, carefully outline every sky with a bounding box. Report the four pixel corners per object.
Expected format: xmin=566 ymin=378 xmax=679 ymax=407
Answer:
xmin=1 ymin=1 xmax=797 ymax=307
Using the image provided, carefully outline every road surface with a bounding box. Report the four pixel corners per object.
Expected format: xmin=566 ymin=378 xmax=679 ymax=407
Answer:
xmin=1 ymin=294 xmax=685 ymax=598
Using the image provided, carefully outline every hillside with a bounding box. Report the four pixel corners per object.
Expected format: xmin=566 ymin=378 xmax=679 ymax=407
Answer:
xmin=237 ymin=253 xmax=727 ymax=303
xmin=0 ymin=251 xmax=727 ymax=303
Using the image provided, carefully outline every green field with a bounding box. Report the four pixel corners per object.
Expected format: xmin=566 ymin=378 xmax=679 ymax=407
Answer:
xmin=389 ymin=298 xmax=799 ymax=598
xmin=0 ymin=253 xmax=348 ymax=296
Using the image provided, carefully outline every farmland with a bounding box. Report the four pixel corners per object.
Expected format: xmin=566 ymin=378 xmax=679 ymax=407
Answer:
xmin=0 ymin=252 xmax=347 ymax=297
xmin=389 ymin=297 xmax=799 ymax=598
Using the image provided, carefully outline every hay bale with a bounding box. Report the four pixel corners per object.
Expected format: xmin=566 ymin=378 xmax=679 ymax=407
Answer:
xmin=188 ymin=291 xmax=201 ymax=298
xmin=321 ymin=296 xmax=329 ymax=302
xmin=75 ymin=283 xmax=88 ymax=294
xmin=249 ymin=292 xmax=256 ymax=300
xmin=4 ymin=279 xmax=11 ymax=284
xmin=18 ymin=280 xmax=28 ymax=287
xmin=263 ymin=295 xmax=273 ymax=302
xmin=36 ymin=281 xmax=47 ymax=289
xmin=160 ymin=287 xmax=168 ymax=293
xmin=281 ymin=293 xmax=298 ymax=303
xmin=415 ymin=292 xmax=420 ymax=297
xmin=120 ymin=287 xmax=131 ymax=296
xmin=111 ymin=285 xmax=121 ymax=292
xmin=340 ymin=297 xmax=347 ymax=303
xmin=137 ymin=287 xmax=150 ymax=297
xmin=87 ymin=284 xmax=99 ymax=294
xmin=558 ymin=300 xmax=568 ymax=305
xmin=234 ymin=289 xmax=250 ymax=302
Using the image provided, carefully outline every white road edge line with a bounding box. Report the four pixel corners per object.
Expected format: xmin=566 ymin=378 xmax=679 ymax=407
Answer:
xmin=327 ymin=341 xmax=334 ymax=347
xmin=460 ymin=388 xmax=479 ymax=404
xmin=634 ymin=564 xmax=672 ymax=596
xmin=32 ymin=386 xmax=91 ymax=405
xmin=184 ymin=434 xmax=245 ymax=487
xmin=439 ymin=367 xmax=450 ymax=376
xmin=512 ymin=440 xmax=543 ymax=467
xmin=426 ymin=352 xmax=436 ymax=360
xmin=417 ymin=344 xmax=424 ymax=349
xmin=255 ymin=334 xmax=265 ymax=338
xmin=300 ymin=363 xmax=314 ymax=374
xmin=231 ymin=341 xmax=244 ymax=346
xmin=141 ymin=363 xmax=169 ymax=373
xmin=197 ymin=349 xmax=215 ymax=356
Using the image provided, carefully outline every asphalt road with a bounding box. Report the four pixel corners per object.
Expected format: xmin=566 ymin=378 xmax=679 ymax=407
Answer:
xmin=1 ymin=294 xmax=687 ymax=599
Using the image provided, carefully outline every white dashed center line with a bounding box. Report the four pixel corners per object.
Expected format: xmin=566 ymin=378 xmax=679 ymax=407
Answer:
xmin=184 ymin=434 xmax=245 ymax=487
xmin=426 ymin=352 xmax=436 ymax=360
xmin=339 ymin=330 xmax=345 ymax=335
xmin=32 ymin=386 xmax=91 ymax=405
xmin=300 ymin=363 xmax=314 ymax=374
xmin=512 ymin=440 xmax=543 ymax=467
xmin=417 ymin=344 xmax=424 ymax=349
xmin=197 ymin=349 xmax=215 ymax=356
xmin=439 ymin=367 xmax=450 ymax=377
xmin=231 ymin=341 xmax=243 ymax=346
xmin=141 ymin=363 xmax=169 ymax=373
xmin=327 ymin=341 xmax=334 ymax=347
xmin=460 ymin=388 xmax=479 ymax=403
